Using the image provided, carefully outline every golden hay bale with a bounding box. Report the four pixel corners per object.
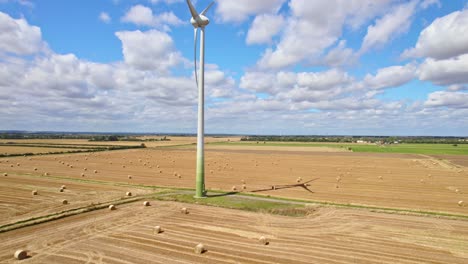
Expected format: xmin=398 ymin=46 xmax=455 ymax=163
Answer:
xmin=14 ymin=249 xmax=28 ymax=260
xmin=32 ymin=190 xmax=38 ymax=195
xmin=378 ymin=176 xmax=383 ymax=180
xmin=10 ymin=164 xmax=13 ymax=167
xmin=62 ymin=199 xmax=68 ymax=205
xmin=84 ymin=168 xmax=87 ymax=171
xmin=94 ymin=170 xmax=98 ymax=174
xmin=259 ymin=236 xmax=269 ymax=245
xmin=122 ymin=165 xmax=126 ymax=168
xmin=143 ymin=201 xmax=151 ymax=206
xmin=455 ymin=189 xmax=460 ymax=194
xmin=61 ymin=185 xmax=66 ymax=190
xmin=420 ymin=179 xmax=425 ymax=183
xmin=33 ymin=167 xmax=37 ymax=171
xmin=16 ymin=163 xmax=20 ymax=166
xmin=81 ymin=173 xmax=85 ymax=177
xmin=242 ymin=184 xmax=247 ymax=190
xmin=109 ymin=204 xmax=116 ymax=210
xmin=181 ymin=207 xmax=189 ymax=214
xmin=241 ymin=179 xmax=246 ymax=184
xmin=154 ymin=226 xmax=162 ymax=234
xmin=126 ymin=191 xmax=132 ymax=196
xmin=459 ymin=201 xmax=464 ymax=207
xmin=44 ymin=172 xmax=49 ymax=176
xmin=128 ymin=175 xmax=132 ymax=179
xmin=59 ymin=188 xmax=64 ymax=192
xmin=194 ymin=243 xmax=205 ymax=254
xmin=159 ymin=170 xmax=163 ymax=174
xmin=70 ymin=165 xmax=73 ymax=168
xmin=3 ymin=173 xmax=7 ymax=177
xmin=232 ymin=186 xmax=237 ymax=191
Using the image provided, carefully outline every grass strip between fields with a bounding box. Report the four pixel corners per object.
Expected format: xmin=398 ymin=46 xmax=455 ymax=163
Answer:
xmin=0 ymin=195 xmax=149 ymax=233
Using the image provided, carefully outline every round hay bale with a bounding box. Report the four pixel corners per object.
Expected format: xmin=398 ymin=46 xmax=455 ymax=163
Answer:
xmin=126 ymin=191 xmax=132 ymax=196
xmin=33 ymin=167 xmax=37 ymax=171
xmin=3 ymin=173 xmax=7 ymax=177
xmin=32 ymin=190 xmax=38 ymax=195
xmin=16 ymin=163 xmax=20 ymax=166
xmin=154 ymin=226 xmax=162 ymax=234
xmin=61 ymin=185 xmax=66 ymax=190
xmin=14 ymin=249 xmax=28 ymax=260
xmin=296 ymin=177 xmax=302 ymax=183
xmin=109 ymin=204 xmax=116 ymax=210
xmin=181 ymin=207 xmax=188 ymax=214
xmin=143 ymin=201 xmax=151 ymax=206
xmin=378 ymin=176 xmax=383 ymax=180
xmin=128 ymin=175 xmax=132 ymax=179
xmin=70 ymin=165 xmax=73 ymax=168
xmin=420 ymin=179 xmax=425 ymax=183
xmin=122 ymin=165 xmax=126 ymax=168
xmin=10 ymin=164 xmax=13 ymax=167
xmin=81 ymin=173 xmax=85 ymax=177
xmin=455 ymin=189 xmax=460 ymax=194
xmin=232 ymin=186 xmax=237 ymax=191
xmin=259 ymin=236 xmax=269 ymax=245
xmin=44 ymin=172 xmax=49 ymax=176
xmin=241 ymin=179 xmax=246 ymax=184
xmin=194 ymin=243 xmax=205 ymax=254
xmin=242 ymin=184 xmax=247 ymax=190
xmin=84 ymin=168 xmax=87 ymax=171
xmin=174 ymin=172 xmax=178 ymax=176
xmin=94 ymin=170 xmax=98 ymax=174
xmin=210 ymin=170 xmax=214 ymax=174
xmin=62 ymin=199 xmax=68 ymax=205
xmin=458 ymin=201 xmax=464 ymax=207
xmin=159 ymin=170 xmax=162 ymax=174
xmin=59 ymin=188 xmax=64 ymax=192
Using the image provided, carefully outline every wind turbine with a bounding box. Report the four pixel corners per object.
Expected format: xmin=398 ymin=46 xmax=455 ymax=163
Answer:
xmin=187 ymin=0 xmax=214 ymax=198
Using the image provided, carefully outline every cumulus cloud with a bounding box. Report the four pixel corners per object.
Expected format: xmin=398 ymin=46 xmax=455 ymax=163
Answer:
xmin=425 ymin=91 xmax=468 ymax=108
xmin=257 ymin=0 xmax=393 ymax=69
xmin=246 ymin=14 xmax=284 ymax=45
xmin=115 ymin=29 xmax=183 ymax=72
xmin=215 ymin=0 xmax=286 ymax=23
xmin=418 ymin=54 xmax=468 ymax=86
xmin=403 ymin=9 xmax=468 ymax=60
xmin=99 ymin=12 xmax=111 ymax=23
xmin=364 ymin=64 xmax=416 ymax=90
xmin=360 ymin=1 xmax=418 ymax=53
xmin=121 ymin=5 xmax=183 ymax=28
xmin=0 ymin=12 xmax=45 ymax=56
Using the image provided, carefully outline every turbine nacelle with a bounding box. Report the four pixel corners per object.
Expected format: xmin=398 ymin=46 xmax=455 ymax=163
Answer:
xmin=190 ymin=15 xmax=210 ymax=28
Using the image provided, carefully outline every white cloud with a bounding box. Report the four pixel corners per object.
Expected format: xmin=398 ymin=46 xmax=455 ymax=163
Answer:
xmin=425 ymin=91 xmax=468 ymax=108
xmin=257 ymin=0 xmax=393 ymax=69
xmin=115 ymin=29 xmax=183 ymax=72
xmin=418 ymin=54 xmax=468 ymax=86
xmin=215 ymin=0 xmax=286 ymax=23
xmin=322 ymin=40 xmax=357 ymax=67
xmin=246 ymin=14 xmax=284 ymax=45
xmin=402 ymin=9 xmax=468 ymax=60
xmin=420 ymin=0 xmax=441 ymax=9
xmin=364 ymin=64 xmax=416 ymax=90
xmin=99 ymin=12 xmax=111 ymax=23
xmin=121 ymin=5 xmax=183 ymax=28
xmin=0 ymin=12 xmax=45 ymax=56
xmin=360 ymin=1 xmax=418 ymax=53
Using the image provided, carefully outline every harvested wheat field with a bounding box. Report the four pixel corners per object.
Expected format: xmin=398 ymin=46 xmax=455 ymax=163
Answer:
xmin=2 ymin=146 xmax=467 ymax=215
xmin=0 ymin=200 xmax=467 ymax=263
xmin=0 ymin=173 xmax=152 ymax=227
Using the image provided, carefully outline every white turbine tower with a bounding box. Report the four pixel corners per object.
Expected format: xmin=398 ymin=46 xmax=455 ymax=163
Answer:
xmin=187 ymin=0 xmax=214 ymax=198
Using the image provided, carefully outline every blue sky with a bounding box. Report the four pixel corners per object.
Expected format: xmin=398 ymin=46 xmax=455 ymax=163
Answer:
xmin=0 ymin=0 xmax=467 ymax=136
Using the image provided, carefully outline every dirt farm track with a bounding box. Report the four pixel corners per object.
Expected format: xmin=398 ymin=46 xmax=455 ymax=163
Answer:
xmin=1 ymin=140 xmax=468 ymax=263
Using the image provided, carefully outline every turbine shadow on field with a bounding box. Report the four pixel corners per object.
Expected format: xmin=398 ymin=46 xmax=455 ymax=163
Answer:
xmin=205 ymin=192 xmax=238 ymax=198
xmin=251 ymin=178 xmax=319 ymax=194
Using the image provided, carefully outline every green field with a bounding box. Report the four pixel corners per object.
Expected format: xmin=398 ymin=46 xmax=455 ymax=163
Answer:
xmin=210 ymin=142 xmax=468 ymax=155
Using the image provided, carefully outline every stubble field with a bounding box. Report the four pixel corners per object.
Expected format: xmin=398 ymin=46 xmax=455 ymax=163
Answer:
xmin=1 ymin=138 xmax=468 ymax=263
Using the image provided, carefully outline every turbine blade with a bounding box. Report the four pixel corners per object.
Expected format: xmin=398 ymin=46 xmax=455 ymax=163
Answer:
xmin=194 ymin=27 xmax=199 ymax=87
xmin=186 ymin=0 xmax=199 ymax=19
xmin=201 ymin=1 xmax=215 ymax=15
